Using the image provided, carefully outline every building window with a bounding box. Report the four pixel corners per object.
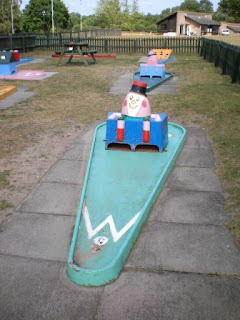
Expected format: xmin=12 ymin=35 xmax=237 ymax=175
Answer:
xmin=160 ymin=24 xmax=167 ymax=30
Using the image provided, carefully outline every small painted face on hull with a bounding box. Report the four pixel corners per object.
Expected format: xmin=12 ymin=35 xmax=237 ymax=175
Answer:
xmin=121 ymin=92 xmax=151 ymax=117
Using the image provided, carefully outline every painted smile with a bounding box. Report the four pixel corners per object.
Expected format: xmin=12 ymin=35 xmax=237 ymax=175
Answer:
xmin=129 ymin=102 xmax=137 ymax=109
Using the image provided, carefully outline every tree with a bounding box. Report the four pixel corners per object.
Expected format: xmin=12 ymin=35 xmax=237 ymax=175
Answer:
xmin=122 ymin=0 xmax=130 ymax=14
xmin=218 ymin=0 xmax=240 ymax=23
xmin=20 ymin=0 xmax=69 ymax=32
xmin=0 ymin=0 xmax=21 ymax=33
xmin=180 ymin=0 xmax=200 ymax=12
xmin=131 ymin=0 xmax=139 ymax=13
xmin=199 ymin=0 xmax=213 ymax=12
xmin=95 ymin=0 xmax=122 ymax=28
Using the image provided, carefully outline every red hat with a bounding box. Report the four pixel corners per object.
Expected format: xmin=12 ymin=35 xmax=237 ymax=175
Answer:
xmin=130 ymin=80 xmax=147 ymax=95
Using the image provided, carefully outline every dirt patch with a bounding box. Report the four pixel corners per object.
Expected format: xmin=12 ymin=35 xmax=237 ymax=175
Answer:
xmin=0 ymin=124 xmax=87 ymax=224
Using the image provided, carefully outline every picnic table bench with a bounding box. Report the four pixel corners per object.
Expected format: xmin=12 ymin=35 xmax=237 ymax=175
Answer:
xmin=57 ymin=42 xmax=97 ymax=66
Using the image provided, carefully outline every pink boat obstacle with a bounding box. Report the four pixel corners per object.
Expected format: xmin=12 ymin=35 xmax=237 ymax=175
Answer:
xmin=140 ymin=51 xmax=165 ymax=79
xmin=106 ymin=80 xmax=168 ymax=151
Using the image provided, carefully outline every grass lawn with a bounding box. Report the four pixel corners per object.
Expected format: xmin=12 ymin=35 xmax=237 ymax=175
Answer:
xmin=0 ymin=50 xmax=239 ymax=247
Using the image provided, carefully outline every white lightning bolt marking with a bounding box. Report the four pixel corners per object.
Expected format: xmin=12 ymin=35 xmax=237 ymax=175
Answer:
xmin=83 ymin=204 xmax=141 ymax=243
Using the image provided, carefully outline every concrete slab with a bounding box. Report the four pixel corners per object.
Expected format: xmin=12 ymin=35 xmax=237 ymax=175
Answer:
xmin=18 ymin=182 xmax=81 ymax=215
xmin=97 ymin=271 xmax=240 ymax=320
xmin=126 ymin=221 xmax=240 ymax=275
xmin=110 ymin=72 xmax=178 ymax=95
xmin=62 ymin=143 xmax=92 ymax=161
xmin=150 ymin=190 xmax=230 ymax=225
xmin=167 ymin=167 xmax=223 ymax=192
xmin=0 ymin=255 xmax=102 ymax=320
xmin=0 ymin=86 xmax=36 ymax=110
xmin=73 ymin=125 xmax=96 ymax=144
xmin=42 ymin=159 xmax=87 ymax=184
xmin=185 ymin=127 xmax=212 ymax=150
xmin=176 ymin=146 xmax=215 ymax=167
xmin=0 ymin=212 xmax=75 ymax=261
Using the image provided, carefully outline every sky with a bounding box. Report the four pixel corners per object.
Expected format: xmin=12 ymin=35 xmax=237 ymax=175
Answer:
xmin=20 ymin=0 xmax=220 ymax=16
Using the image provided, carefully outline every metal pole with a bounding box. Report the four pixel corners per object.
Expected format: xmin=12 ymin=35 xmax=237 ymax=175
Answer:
xmin=51 ymin=0 xmax=55 ymax=34
xmin=11 ymin=0 xmax=14 ymax=34
xmin=80 ymin=0 xmax=83 ymax=32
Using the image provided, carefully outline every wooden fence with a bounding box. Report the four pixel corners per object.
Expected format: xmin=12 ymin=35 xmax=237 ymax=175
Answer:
xmin=0 ymin=29 xmax=121 ymax=52
xmin=35 ymin=36 xmax=202 ymax=54
xmin=0 ymin=34 xmax=35 ymax=51
xmin=200 ymin=38 xmax=240 ymax=83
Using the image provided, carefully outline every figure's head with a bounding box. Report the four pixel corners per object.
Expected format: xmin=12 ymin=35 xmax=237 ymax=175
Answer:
xmin=147 ymin=50 xmax=158 ymax=65
xmin=121 ymin=81 xmax=151 ymax=117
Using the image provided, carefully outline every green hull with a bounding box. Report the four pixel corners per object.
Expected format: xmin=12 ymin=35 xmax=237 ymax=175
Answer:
xmin=67 ymin=122 xmax=186 ymax=286
xmin=133 ymin=72 xmax=173 ymax=92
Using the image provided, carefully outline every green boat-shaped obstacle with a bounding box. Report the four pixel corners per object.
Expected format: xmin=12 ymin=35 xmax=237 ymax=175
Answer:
xmin=133 ymin=72 xmax=173 ymax=92
xmin=67 ymin=122 xmax=186 ymax=286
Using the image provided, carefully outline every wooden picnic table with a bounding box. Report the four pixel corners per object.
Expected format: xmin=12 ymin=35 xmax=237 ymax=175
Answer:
xmin=57 ymin=42 xmax=97 ymax=66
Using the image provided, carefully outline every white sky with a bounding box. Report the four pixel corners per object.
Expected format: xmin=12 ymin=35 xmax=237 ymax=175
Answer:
xmin=20 ymin=0 xmax=220 ymax=16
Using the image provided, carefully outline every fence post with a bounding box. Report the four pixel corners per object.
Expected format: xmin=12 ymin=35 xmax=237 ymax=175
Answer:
xmin=134 ymin=39 xmax=137 ymax=53
xmin=22 ymin=35 xmax=26 ymax=52
xmin=104 ymin=39 xmax=108 ymax=53
xmin=8 ymin=34 xmax=13 ymax=50
xmin=47 ymin=33 xmax=49 ymax=49
xmin=231 ymin=51 xmax=240 ymax=83
xmin=222 ymin=47 xmax=229 ymax=75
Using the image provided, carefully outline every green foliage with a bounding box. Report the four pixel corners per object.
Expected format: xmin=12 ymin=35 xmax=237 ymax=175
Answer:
xmin=131 ymin=0 xmax=139 ymax=14
xmin=218 ymin=0 xmax=240 ymax=22
xmin=0 ymin=170 xmax=12 ymax=189
xmin=0 ymin=200 xmax=13 ymax=210
xmin=0 ymin=0 xmax=21 ymax=33
xmin=69 ymin=12 xmax=81 ymax=29
xmin=95 ymin=0 xmax=122 ymax=28
xmin=199 ymin=0 xmax=213 ymax=12
xmin=20 ymin=0 xmax=69 ymax=32
xmin=180 ymin=0 xmax=201 ymax=12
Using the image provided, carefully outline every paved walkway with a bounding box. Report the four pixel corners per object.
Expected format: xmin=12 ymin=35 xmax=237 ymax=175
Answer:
xmin=1 ymin=121 xmax=240 ymax=320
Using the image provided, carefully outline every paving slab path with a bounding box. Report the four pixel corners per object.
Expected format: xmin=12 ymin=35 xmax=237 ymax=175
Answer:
xmin=1 ymin=122 xmax=240 ymax=319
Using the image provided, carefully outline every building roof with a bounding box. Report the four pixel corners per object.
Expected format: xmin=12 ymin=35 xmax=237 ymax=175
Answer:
xmin=157 ymin=12 xmax=177 ymax=24
xmin=186 ymin=15 xmax=221 ymax=26
xmin=227 ymin=25 xmax=240 ymax=33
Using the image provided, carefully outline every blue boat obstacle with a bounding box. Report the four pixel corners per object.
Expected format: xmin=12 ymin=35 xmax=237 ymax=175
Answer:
xmin=0 ymin=50 xmax=17 ymax=75
xmin=133 ymin=50 xmax=173 ymax=92
xmin=67 ymin=81 xmax=186 ymax=286
xmin=0 ymin=50 xmax=35 ymax=76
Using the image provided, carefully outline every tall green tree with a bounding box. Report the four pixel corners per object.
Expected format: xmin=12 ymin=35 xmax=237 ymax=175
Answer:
xmin=20 ymin=0 xmax=69 ymax=32
xmin=0 ymin=0 xmax=21 ymax=33
xmin=95 ymin=0 xmax=122 ymax=28
xmin=199 ymin=0 xmax=213 ymax=12
xmin=180 ymin=0 xmax=201 ymax=12
xmin=218 ymin=0 xmax=240 ymax=22
xmin=131 ymin=0 xmax=139 ymax=13
xmin=122 ymin=0 xmax=130 ymax=14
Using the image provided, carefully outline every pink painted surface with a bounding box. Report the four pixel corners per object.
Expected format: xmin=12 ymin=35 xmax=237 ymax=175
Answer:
xmin=121 ymin=91 xmax=151 ymax=117
xmin=0 ymin=70 xmax=46 ymax=80
xmin=146 ymin=54 xmax=158 ymax=65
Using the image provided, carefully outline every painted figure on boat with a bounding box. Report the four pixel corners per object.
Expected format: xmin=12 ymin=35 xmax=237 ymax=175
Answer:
xmin=117 ymin=80 xmax=151 ymax=143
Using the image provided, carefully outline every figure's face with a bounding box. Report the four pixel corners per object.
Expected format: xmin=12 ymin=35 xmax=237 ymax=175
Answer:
xmin=122 ymin=91 xmax=151 ymax=117
xmin=125 ymin=92 xmax=145 ymax=117
xmin=147 ymin=55 xmax=158 ymax=65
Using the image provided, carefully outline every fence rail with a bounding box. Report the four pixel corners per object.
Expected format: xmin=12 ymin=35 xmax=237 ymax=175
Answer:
xmin=200 ymin=38 xmax=240 ymax=83
xmin=0 ymin=34 xmax=36 ymax=51
xmin=35 ymin=36 xmax=202 ymax=54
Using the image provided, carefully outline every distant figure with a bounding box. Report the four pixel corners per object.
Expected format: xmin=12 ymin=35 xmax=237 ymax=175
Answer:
xmin=146 ymin=50 xmax=158 ymax=65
